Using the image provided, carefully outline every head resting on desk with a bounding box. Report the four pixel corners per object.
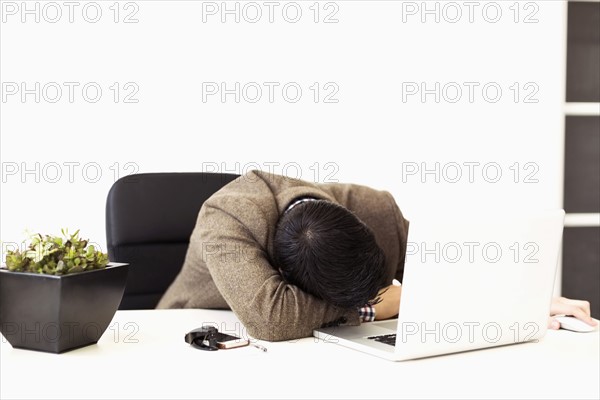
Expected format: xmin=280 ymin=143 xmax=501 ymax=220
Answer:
xmin=273 ymin=199 xmax=387 ymax=309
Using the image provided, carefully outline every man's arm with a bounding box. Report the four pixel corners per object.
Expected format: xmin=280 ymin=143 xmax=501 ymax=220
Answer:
xmin=372 ymin=287 xmax=596 ymax=327
xmin=385 ymin=192 xmax=409 ymax=284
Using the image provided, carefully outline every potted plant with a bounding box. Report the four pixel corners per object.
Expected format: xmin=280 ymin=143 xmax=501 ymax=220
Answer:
xmin=0 ymin=229 xmax=128 ymax=353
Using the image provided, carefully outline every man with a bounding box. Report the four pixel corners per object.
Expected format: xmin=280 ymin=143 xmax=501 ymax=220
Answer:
xmin=158 ymin=170 xmax=596 ymax=341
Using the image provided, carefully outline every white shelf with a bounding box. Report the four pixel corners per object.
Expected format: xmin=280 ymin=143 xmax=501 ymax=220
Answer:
xmin=564 ymin=213 xmax=600 ymax=227
xmin=564 ymin=103 xmax=600 ymax=116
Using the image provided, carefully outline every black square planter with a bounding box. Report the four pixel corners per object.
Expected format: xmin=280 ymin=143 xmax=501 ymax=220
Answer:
xmin=0 ymin=262 xmax=128 ymax=353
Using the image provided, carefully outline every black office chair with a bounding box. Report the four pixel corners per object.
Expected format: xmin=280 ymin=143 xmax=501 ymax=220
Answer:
xmin=105 ymin=172 xmax=239 ymax=309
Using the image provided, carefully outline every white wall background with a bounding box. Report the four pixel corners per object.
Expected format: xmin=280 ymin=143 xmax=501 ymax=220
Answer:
xmin=1 ymin=1 xmax=566 ymax=256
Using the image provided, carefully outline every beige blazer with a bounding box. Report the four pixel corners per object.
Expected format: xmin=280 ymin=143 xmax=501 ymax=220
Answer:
xmin=158 ymin=170 xmax=409 ymax=341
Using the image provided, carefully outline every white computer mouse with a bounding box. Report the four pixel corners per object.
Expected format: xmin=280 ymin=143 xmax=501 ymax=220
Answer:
xmin=554 ymin=316 xmax=597 ymax=333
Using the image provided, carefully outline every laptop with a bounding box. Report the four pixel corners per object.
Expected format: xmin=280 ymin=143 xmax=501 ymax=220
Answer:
xmin=313 ymin=209 xmax=565 ymax=361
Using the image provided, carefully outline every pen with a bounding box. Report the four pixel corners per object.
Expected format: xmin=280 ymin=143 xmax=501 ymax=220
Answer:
xmin=251 ymin=343 xmax=268 ymax=352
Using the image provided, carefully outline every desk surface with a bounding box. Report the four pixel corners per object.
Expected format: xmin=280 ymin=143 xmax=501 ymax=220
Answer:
xmin=1 ymin=309 xmax=598 ymax=400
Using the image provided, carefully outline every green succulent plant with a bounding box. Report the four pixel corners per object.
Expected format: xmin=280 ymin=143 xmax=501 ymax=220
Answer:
xmin=4 ymin=229 xmax=109 ymax=275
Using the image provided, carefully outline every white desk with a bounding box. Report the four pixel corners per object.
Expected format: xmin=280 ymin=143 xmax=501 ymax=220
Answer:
xmin=1 ymin=309 xmax=598 ymax=399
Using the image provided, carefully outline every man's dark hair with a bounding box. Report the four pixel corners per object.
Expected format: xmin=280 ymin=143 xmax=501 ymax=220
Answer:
xmin=273 ymin=199 xmax=387 ymax=309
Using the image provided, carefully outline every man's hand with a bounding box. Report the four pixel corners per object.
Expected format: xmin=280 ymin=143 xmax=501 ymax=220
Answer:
xmin=548 ymin=296 xmax=597 ymax=330
xmin=373 ymin=283 xmax=402 ymax=321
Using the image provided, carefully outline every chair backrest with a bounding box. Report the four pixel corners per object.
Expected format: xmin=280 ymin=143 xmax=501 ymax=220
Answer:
xmin=105 ymin=172 xmax=239 ymax=309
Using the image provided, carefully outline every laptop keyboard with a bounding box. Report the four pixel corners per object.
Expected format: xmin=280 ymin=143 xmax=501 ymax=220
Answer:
xmin=367 ymin=333 xmax=396 ymax=346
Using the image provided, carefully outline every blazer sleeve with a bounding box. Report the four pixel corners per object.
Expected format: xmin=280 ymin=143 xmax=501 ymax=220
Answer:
xmin=386 ymin=192 xmax=410 ymax=283
xmin=198 ymin=199 xmax=360 ymax=342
